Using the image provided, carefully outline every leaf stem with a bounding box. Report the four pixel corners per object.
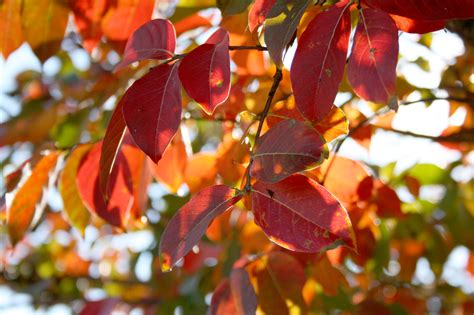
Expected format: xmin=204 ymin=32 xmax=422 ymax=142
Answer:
xmin=244 ymin=68 xmax=283 ymax=192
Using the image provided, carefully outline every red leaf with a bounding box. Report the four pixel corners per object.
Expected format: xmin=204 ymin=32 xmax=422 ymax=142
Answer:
xmin=251 ymin=119 xmax=327 ymax=183
xmin=372 ymin=179 xmax=404 ymax=218
xmin=178 ymin=28 xmax=231 ymax=115
xmin=348 ymin=8 xmax=399 ymax=104
xmin=122 ymin=63 xmax=181 ymax=163
xmin=362 ymin=0 xmax=474 ymax=21
xmin=264 ymin=0 xmax=309 ymax=67
xmin=100 ymin=97 xmax=127 ymax=199
xmin=80 ymin=298 xmax=120 ymax=315
xmin=115 ymin=19 xmax=176 ymax=71
xmin=159 ymin=185 xmax=242 ymax=271
xmin=251 ymin=175 xmax=356 ymax=253
xmin=248 ymin=0 xmax=276 ymax=32
xmin=390 ymin=14 xmax=445 ymax=34
xmin=7 ymin=151 xmax=60 ymax=245
xmin=101 ymin=0 xmax=154 ymax=42
xmin=70 ymin=0 xmax=109 ymax=52
xmin=77 ymin=143 xmax=134 ymax=227
xmin=291 ymin=1 xmax=352 ymax=122
xmin=230 ymin=264 xmax=257 ymax=315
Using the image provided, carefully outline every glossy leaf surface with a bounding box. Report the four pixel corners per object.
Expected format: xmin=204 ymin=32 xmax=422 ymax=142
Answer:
xmin=179 ymin=28 xmax=231 ymax=115
xmin=291 ymin=1 xmax=351 ymax=122
xmin=251 ymin=119 xmax=326 ymax=183
xmin=123 ymin=63 xmax=182 ymax=163
xmin=159 ymin=185 xmax=242 ymax=271
xmin=116 ymin=19 xmax=176 ymax=71
xmin=348 ymin=8 xmax=399 ymax=104
xmin=251 ymin=175 xmax=356 ymax=253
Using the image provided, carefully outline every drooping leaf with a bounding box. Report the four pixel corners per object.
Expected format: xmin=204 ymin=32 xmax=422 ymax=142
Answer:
xmin=59 ymin=144 xmax=93 ymax=236
xmin=251 ymin=119 xmax=327 ymax=183
xmin=7 ymin=151 xmax=60 ymax=245
xmin=247 ymin=251 xmax=307 ymax=315
xmin=390 ymin=14 xmax=445 ymax=34
xmin=115 ymin=19 xmax=176 ymax=71
xmin=251 ymin=175 xmax=356 ymax=253
xmin=77 ymin=142 xmax=134 ymax=227
xmin=314 ymin=105 xmax=349 ymax=142
xmin=264 ymin=0 xmax=310 ymax=67
xmin=69 ymin=0 xmax=110 ymax=52
xmin=0 ymin=0 xmax=24 ymax=59
xmin=291 ymin=1 xmax=351 ymax=122
xmin=372 ymin=179 xmax=404 ymax=218
xmin=159 ymin=185 xmax=242 ymax=271
xmin=151 ymin=131 xmax=187 ymax=193
xmin=362 ymin=0 xmax=474 ymax=21
xmin=348 ymin=8 xmax=399 ymax=104
xmin=248 ymin=0 xmax=276 ymax=32
xmin=122 ymin=63 xmax=182 ymax=163
xmin=174 ymin=13 xmax=213 ymax=36
xmin=230 ymin=262 xmax=258 ymax=315
xmin=100 ymin=97 xmax=127 ymax=199
xmin=178 ymin=28 xmax=231 ymax=115
xmin=217 ymin=0 xmax=253 ymax=16
xmin=311 ymin=253 xmax=349 ymax=296
xmin=101 ymin=0 xmax=154 ymax=42
xmin=22 ymin=0 xmax=70 ymax=62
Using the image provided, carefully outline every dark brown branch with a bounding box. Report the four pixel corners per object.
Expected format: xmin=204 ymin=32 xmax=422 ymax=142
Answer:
xmin=376 ymin=126 xmax=474 ymax=143
xmin=400 ymin=96 xmax=474 ymax=107
xmin=244 ymin=68 xmax=283 ymax=192
xmin=228 ymin=45 xmax=267 ymax=51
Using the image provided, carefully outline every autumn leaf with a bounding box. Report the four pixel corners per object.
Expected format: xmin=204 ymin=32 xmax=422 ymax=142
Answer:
xmin=0 ymin=0 xmax=24 ymax=59
xmin=69 ymin=0 xmax=109 ymax=52
xmin=251 ymin=119 xmax=327 ymax=183
xmin=247 ymin=252 xmax=307 ymax=315
xmin=77 ymin=143 xmax=134 ymax=228
xmin=184 ymin=153 xmax=218 ymax=193
xmin=115 ymin=19 xmax=176 ymax=71
xmin=101 ymin=0 xmax=154 ymax=42
xmin=291 ymin=0 xmax=352 ymax=122
xmin=60 ymin=144 xmax=93 ymax=236
xmin=248 ymin=0 xmax=275 ymax=32
xmin=348 ymin=8 xmax=399 ymax=104
xmin=99 ymin=97 xmax=127 ymax=199
xmin=22 ymin=0 xmax=70 ymax=62
xmin=7 ymin=151 xmax=60 ymax=245
xmin=178 ymin=28 xmax=231 ymax=115
xmin=264 ymin=0 xmax=309 ymax=67
xmin=390 ymin=14 xmax=445 ymax=34
xmin=210 ymin=279 xmax=238 ymax=315
xmin=122 ymin=63 xmax=182 ymax=163
xmin=251 ymin=175 xmax=356 ymax=253
xmin=159 ymin=185 xmax=242 ymax=271
xmin=362 ymin=0 xmax=474 ymax=21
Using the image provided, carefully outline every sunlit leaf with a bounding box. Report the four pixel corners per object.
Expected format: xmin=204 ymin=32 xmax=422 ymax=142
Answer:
xmin=184 ymin=153 xmax=218 ymax=193
xmin=159 ymin=185 xmax=242 ymax=271
xmin=122 ymin=63 xmax=182 ymax=163
xmin=0 ymin=0 xmax=24 ymax=59
xmin=115 ymin=19 xmax=176 ymax=71
xmin=179 ymin=28 xmax=231 ymax=115
xmin=291 ymin=1 xmax=351 ymax=122
xmin=251 ymin=175 xmax=356 ymax=252
xmin=248 ymin=0 xmax=276 ymax=32
xmin=7 ymin=151 xmax=60 ymax=245
xmin=348 ymin=8 xmax=398 ymax=104
xmin=70 ymin=0 xmax=109 ymax=52
xmin=251 ymin=119 xmax=327 ymax=183
xmin=390 ymin=14 xmax=445 ymax=34
xmin=59 ymin=144 xmax=93 ymax=236
xmin=22 ymin=0 xmax=70 ymax=62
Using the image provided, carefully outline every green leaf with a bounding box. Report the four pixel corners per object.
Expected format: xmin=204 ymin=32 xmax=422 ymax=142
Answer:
xmin=217 ymin=0 xmax=253 ymax=16
xmin=407 ymin=164 xmax=448 ymax=185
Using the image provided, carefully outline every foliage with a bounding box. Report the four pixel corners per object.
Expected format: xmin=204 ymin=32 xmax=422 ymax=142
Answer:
xmin=1 ymin=0 xmax=474 ymax=314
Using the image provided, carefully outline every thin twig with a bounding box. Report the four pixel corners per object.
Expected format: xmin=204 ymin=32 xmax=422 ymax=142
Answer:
xmin=228 ymin=45 xmax=267 ymax=51
xmin=244 ymin=68 xmax=283 ymax=192
xmin=400 ymin=96 xmax=474 ymax=107
xmin=375 ymin=126 xmax=474 ymax=143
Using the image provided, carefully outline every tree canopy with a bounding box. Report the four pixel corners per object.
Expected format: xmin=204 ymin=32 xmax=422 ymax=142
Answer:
xmin=1 ymin=0 xmax=474 ymax=314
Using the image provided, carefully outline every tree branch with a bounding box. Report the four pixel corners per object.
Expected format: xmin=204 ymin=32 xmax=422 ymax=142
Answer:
xmin=400 ymin=96 xmax=474 ymax=108
xmin=375 ymin=126 xmax=474 ymax=143
xmin=244 ymin=68 xmax=283 ymax=192
xmin=228 ymin=45 xmax=267 ymax=51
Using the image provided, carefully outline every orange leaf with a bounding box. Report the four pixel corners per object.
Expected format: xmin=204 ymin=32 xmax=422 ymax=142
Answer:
xmin=0 ymin=0 xmax=24 ymax=59
xmin=7 ymin=151 xmax=60 ymax=245
xmin=184 ymin=153 xmax=218 ymax=193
